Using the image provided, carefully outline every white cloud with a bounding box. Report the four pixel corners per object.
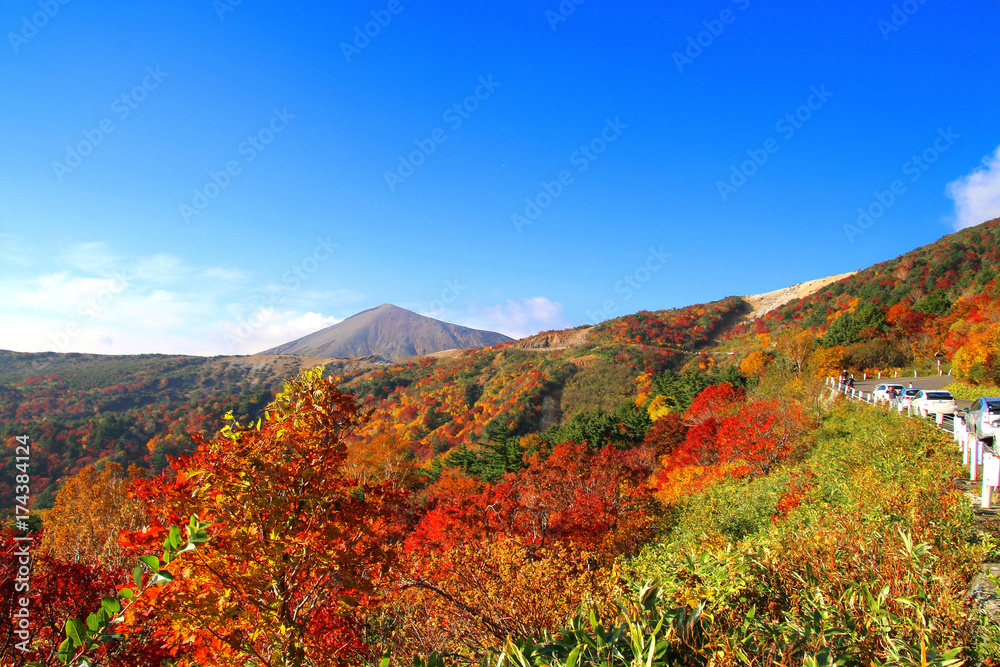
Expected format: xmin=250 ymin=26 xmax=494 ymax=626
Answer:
xmin=58 ymin=241 xmax=121 ymax=274
xmin=0 ymin=241 xmax=358 ymax=356
xmin=947 ymin=145 xmax=1000 ymax=230
xmin=215 ymin=311 xmax=341 ymax=356
xmin=462 ymin=297 xmax=569 ymax=339
xmin=203 ymin=266 xmax=249 ymax=283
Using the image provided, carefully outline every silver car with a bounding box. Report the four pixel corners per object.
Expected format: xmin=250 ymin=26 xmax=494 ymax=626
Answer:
xmin=964 ymin=397 xmax=1000 ymax=443
xmin=873 ymin=384 xmax=905 ymax=403
xmin=912 ymin=390 xmax=958 ymax=417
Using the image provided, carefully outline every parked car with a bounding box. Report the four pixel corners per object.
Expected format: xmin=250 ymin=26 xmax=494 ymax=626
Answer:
xmin=912 ymin=390 xmax=958 ymax=417
xmin=964 ymin=397 xmax=1000 ymax=443
xmin=873 ymin=384 xmax=905 ymax=403
xmin=900 ymin=388 xmax=921 ymax=409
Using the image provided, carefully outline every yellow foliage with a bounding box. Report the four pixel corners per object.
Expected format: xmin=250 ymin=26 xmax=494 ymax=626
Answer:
xmin=633 ymin=373 xmax=654 ymax=408
xmin=647 ymin=394 xmax=673 ymax=421
xmin=809 ymin=344 xmax=846 ymax=379
xmin=953 ymin=322 xmax=1000 ymax=380
xmin=345 ymin=430 xmax=418 ymax=490
xmin=39 ymin=463 xmax=146 ymax=569
xmin=739 ymin=350 xmax=770 ymax=377
xmin=777 ymin=330 xmax=815 ymax=374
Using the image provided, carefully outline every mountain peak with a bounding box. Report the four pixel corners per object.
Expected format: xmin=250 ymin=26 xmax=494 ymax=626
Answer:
xmin=258 ymin=305 xmax=512 ymax=360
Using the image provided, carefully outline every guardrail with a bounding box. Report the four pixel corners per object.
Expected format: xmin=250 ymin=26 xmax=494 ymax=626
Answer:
xmin=852 ymin=369 xmax=952 ymax=380
xmin=826 ymin=377 xmax=998 ymax=509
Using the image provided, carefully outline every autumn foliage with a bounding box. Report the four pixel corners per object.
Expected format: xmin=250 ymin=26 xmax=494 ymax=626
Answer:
xmin=653 ymin=383 xmax=808 ymax=502
xmin=14 ymin=219 xmax=1000 ymax=663
xmin=118 ymin=367 xmax=405 ymax=666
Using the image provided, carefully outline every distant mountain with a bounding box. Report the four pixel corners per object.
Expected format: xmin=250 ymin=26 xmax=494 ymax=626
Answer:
xmin=258 ymin=304 xmax=513 ymax=360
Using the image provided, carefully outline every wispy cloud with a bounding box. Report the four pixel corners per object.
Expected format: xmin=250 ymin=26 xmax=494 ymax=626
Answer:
xmin=947 ymin=145 xmax=1000 ymax=230
xmin=0 ymin=240 xmax=359 ymax=356
xmin=462 ymin=297 xmax=569 ymax=339
xmin=219 ymin=311 xmax=342 ymax=356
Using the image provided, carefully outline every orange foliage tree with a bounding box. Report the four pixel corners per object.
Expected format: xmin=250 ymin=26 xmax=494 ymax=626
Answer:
xmin=739 ymin=350 xmax=772 ymax=377
xmin=120 ymin=367 xmax=405 ymax=666
xmin=39 ymin=462 xmax=146 ymax=570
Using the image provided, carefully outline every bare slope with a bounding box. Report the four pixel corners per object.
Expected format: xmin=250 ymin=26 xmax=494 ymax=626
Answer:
xmin=743 ymin=272 xmax=857 ymax=319
xmin=258 ymin=304 xmax=513 ymax=360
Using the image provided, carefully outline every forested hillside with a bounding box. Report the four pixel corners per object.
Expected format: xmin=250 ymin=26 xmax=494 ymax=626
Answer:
xmin=0 ymin=352 xmax=383 ymax=520
xmin=728 ymin=217 xmax=1000 ymax=384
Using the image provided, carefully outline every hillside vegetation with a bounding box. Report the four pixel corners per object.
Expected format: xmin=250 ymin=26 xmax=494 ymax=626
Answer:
xmin=4 ymin=220 xmax=1000 ymax=665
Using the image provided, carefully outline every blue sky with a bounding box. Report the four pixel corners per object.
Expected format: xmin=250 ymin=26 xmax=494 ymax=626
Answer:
xmin=2 ymin=0 xmax=1000 ymax=355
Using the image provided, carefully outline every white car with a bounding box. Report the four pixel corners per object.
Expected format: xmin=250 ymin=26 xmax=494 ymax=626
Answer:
xmin=964 ymin=397 xmax=1000 ymax=443
xmin=873 ymin=384 xmax=905 ymax=403
xmin=912 ymin=390 xmax=958 ymax=417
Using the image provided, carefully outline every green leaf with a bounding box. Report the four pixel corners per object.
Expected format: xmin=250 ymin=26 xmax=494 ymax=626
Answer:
xmin=151 ymin=569 xmax=174 ymax=584
xmin=57 ymin=637 xmax=73 ymax=664
xmin=101 ymin=596 xmax=121 ymax=616
xmin=565 ymin=644 xmax=584 ymax=667
xmin=65 ymin=617 xmax=87 ymax=648
xmin=85 ymin=612 xmax=101 ymax=632
xmin=167 ymin=525 xmax=182 ymax=550
xmin=138 ymin=554 xmax=161 ymax=571
xmin=133 ymin=565 xmax=144 ymax=589
xmin=118 ymin=587 xmax=134 ymax=600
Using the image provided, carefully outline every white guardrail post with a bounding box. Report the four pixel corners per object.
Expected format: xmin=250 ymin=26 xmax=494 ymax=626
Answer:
xmin=983 ymin=452 xmax=999 ymax=509
xmin=972 ymin=438 xmax=983 ymax=482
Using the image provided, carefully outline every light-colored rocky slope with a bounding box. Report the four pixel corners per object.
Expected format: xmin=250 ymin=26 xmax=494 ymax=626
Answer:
xmin=743 ymin=272 xmax=857 ymax=319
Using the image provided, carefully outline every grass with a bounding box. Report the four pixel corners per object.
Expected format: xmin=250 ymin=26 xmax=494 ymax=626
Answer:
xmin=945 ymin=379 xmax=1000 ymax=401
